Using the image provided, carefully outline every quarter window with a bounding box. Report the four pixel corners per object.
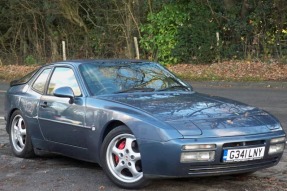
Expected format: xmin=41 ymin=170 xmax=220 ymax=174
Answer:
xmin=32 ymin=69 xmax=51 ymax=94
xmin=47 ymin=67 xmax=81 ymax=96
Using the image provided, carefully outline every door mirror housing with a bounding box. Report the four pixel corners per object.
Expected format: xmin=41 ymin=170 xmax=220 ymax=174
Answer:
xmin=53 ymin=87 xmax=75 ymax=104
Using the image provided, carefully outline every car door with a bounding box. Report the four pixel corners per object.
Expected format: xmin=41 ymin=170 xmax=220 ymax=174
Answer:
xmin=38 ymin=66 xmax=87 ymax=148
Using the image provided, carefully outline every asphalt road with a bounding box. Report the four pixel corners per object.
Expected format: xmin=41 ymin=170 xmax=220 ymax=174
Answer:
xmin=0 ymin=82 xmax=286 ymax=191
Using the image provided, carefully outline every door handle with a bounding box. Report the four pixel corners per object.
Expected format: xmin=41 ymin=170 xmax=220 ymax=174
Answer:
xmin=40 ymin=101 xmax=48 ymax=108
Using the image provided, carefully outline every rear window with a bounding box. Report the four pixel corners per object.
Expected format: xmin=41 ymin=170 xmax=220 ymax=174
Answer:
xmin=10 ymin=68 xmax=39 ymax=86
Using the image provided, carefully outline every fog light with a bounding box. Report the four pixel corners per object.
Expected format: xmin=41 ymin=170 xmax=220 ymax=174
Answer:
xmin=182 ymin=144 xmax=216 ymax=150
xmin=270 ymin=137 xmax=286 ymax=144
xmin=268 ymin=143 xmax=285 ymax=155
xmin=180 ymin=151 xmax=215 ymax=163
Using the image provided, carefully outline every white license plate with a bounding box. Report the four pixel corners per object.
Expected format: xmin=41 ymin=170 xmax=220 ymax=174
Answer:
xmin=223 ymin=147 xmax=265 ymax=162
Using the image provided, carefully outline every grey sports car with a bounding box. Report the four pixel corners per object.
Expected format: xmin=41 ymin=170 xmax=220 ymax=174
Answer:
xmin=4 ymin=60 xmax=286 ymax=189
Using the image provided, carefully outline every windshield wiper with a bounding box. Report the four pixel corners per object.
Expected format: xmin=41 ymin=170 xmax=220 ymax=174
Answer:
xmin=116 ymin=87 xmax=155 ymax=93
xmin=158 ymin=85 xmax=190 ymax=92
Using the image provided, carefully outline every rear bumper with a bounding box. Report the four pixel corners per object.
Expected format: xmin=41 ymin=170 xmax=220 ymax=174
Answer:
xmin=139 ymin=131 xmax=285 ymax=178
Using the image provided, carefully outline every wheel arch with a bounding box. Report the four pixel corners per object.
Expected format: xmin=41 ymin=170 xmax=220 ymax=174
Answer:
xmin=6 ymin=108 xmax=20 ymax=133
xmin=100 ymin=120 xmax=126 ymax=144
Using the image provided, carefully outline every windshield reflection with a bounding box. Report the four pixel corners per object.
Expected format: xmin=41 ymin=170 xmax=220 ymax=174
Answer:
xmin=79 ymin=62 xmax=190 ymax=95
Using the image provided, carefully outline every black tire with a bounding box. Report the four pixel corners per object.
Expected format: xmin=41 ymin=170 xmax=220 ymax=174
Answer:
xmin=101 ymin=125 xmax=150 ymax=189
xmin=8 ymin=110 xmax=35 ymax=158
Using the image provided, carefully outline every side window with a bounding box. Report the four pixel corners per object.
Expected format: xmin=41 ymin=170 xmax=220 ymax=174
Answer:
xmin=47 ymin=67 xmax=81 ymax=96
xmin=32 ymin=68 xmax=51 ymax=94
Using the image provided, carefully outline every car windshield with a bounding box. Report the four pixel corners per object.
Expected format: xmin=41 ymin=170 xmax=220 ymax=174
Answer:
xmin=79 ymin=62 xmax=191 ymax=95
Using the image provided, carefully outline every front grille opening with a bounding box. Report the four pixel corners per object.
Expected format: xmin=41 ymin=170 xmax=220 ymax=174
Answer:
xmin=188 ymin=158 xmax=278 ymax=175
xmin=223 ymin=140 xmax=265 ymax=148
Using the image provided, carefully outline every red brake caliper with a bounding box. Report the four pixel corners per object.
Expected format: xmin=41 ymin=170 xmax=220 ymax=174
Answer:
xmin=115 ymin=139 xmax=126 ymax=164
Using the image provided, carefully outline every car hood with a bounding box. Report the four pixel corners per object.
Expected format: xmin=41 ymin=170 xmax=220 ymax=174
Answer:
xmin=98 ymin=92 xmax=279 ymax=137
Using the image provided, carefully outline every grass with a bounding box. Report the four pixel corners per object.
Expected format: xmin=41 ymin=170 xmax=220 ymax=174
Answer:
xmin=177 ymin=73 xmax=263 ymax=82
xmin=168 ymin=61 xmax=287 ymax=82
xmin=0 ymin=65 xmax=39 ymax=82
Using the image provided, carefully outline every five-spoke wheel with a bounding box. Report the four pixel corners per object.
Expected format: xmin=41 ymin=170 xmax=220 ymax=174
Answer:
xmin=9 ymin=110 xmax=34 ymax=158
xmin=101 ymin=125 xmax=149 ymax=189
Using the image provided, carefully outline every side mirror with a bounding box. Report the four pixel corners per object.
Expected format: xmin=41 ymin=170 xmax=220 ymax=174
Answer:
xmin=53 ymin=87 xmax=75 ymax=104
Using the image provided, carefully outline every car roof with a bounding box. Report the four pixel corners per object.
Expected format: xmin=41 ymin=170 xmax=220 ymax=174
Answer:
xmin=46 ymin=59 xmax=150 ymax=67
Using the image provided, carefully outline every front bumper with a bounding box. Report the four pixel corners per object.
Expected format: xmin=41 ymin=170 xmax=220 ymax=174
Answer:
xmin=138 ymin=130 xmax=286 ymax=178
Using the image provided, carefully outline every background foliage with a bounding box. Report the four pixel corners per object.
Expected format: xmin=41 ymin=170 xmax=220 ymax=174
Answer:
xmin=0 ymin=0 xmax=286 ymax=65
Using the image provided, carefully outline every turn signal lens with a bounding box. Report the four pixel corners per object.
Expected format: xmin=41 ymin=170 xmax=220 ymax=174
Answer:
xmin=182 ymin=144 xmax=216 ymax=150
xmin=270 ymin=137 xmax=286 ymax=144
